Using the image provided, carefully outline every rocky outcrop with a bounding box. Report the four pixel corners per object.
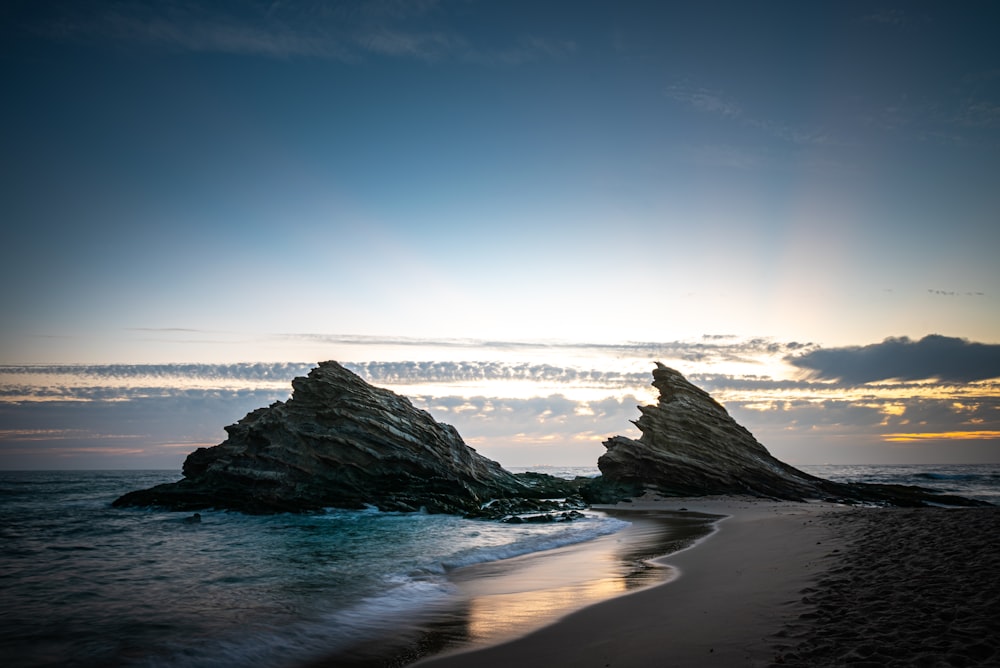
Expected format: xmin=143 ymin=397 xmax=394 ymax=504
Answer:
xmin=598 ymin=364 xmax=989 ymax=507
xmin=114 ymin=361 xmax=582 ymax=516
xmin=114 ymin=360 xmax=987 ymax=515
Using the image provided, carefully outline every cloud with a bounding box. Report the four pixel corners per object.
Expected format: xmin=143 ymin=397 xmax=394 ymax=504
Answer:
xmin=44 ymin=2 xmax=356 ymax=60
xmin=883 ymin=430 xmax=1000 ymax=442
xmin=787 ymin=335 xmax=1000 ymax=384
xmin=0 ymin=336 xmax=820 ymax=405
xmin=955 ymin=100 xmax=1000 ymax=129
xmin=664 ymin=84 xmax=741 ymax=117
xmin=664 ymin=82 xmax=839 ymax=152
xmin=4 ymin=340 xmax=1000 ymax=467
xmin=0 ymin=362 xmax=314 ymax=381
xmin=927 ymin=289 xmax=986 ymax=297
xmin=346 ymin=361 xmax=649 ymax=389
xmin=282 ymin=332 xmax=815 ymax=365
xmin=26 ymin=1 xmax=573 ymax=66
xmin=358 ymin=29 xmax=459 ymax=60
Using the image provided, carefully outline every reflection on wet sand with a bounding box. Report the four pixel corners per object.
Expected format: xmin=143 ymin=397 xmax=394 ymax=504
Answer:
xmin=309 ymin=509 xmax=720 ymax=667
xmin=443 ymin=508 xmax=721 ymax=651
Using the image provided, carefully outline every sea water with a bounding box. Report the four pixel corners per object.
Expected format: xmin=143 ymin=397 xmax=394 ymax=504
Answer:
xmin=799 ymin=463 xmax=1000 ymax=505
xmin=1 ymin=464 xmax=997 ymax=667
xmin=0 ymin=469 xmax=632 ymax=668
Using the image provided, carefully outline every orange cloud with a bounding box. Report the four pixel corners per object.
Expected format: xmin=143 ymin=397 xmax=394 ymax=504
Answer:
xmin=883 ymin=431 xmax=1000 ymax=442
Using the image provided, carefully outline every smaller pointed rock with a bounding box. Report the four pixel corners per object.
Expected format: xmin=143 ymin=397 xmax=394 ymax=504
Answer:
xmin=599 ymin=363 xmax=826 ymax=500
xmin=598 ymin=364 xmax=990 ymax=507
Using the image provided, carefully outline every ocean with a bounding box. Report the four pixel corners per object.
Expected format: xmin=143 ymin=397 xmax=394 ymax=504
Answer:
xmin=1 ymin=464 xmax=998 ymax=667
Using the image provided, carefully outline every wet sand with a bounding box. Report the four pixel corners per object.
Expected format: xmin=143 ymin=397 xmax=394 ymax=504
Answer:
xmin=442 ymin=507 xmax=722 ymax=650
xmin=417 ymin=497 xmax=1000 ymax=668
xmin=307 ymin=505 xmax=722 ymax=667
xmin=418 ymin=496 xmax=845 ymax=667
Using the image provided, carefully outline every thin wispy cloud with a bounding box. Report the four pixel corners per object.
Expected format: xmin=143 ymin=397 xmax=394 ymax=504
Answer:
xmin=359 ymin=29 xmax=459 ymax=60
xmin=954 ymin=99 xmax=1000 ymax=129
xmin=278 ymin=332 xmax=815 ymax=364
xmin=30 ymin=0 xmax=573 ymax=66
xmin=928 ymin=289 xmax=986 ymax=297
xmin=664 ymin=84 xmax=741 ymax=118
xmin=665 ymin=82 xmax=838 ymax=150
xmin=467 ymin=35 xmax=577 ymax=66
xmin=48 ymin=4 xmax=354 ymax=61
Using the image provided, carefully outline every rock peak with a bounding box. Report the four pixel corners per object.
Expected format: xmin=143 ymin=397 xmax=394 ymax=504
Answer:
xmin=597 ymin=364 xmax=989 ymax=506
xmin=113 ymin=361 xmax=988 ymax=513
xmin=114 ymin=361 xmax=580 ymax=515
xmin=600 ymin=363 xmax=817 ymax=499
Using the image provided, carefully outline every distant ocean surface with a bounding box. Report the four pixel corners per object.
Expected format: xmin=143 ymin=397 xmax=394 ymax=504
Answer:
xmin=798 ymin=463 xmax=1000 ymax=505
xmin=2 ymin=464 xmax=998 ymax=667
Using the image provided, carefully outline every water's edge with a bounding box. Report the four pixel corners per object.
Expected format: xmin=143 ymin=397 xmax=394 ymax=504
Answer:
xmin=305 ymin=507 xmax=723 ymax=667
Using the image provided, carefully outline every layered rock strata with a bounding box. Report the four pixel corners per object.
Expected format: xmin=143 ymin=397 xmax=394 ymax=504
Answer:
xmin=598 ymin=363 xmax=988 ymax=507
xmin=114 ymin=360 xmax=987 ymax=515
xmin=114 ymin=361 xmax=581 ymax=515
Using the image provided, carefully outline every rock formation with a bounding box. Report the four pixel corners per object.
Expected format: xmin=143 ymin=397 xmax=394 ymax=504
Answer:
xmin=114 ymin=360 xmax=987 ymax=515
xmin=114 ymin=361 xmax=582 ymax=515
xmin=598 ymin=363 xmax=989 ymax=507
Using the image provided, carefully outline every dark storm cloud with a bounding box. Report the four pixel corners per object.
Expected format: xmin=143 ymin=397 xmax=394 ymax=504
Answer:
xmin=787 ymin=335 xmax=1000 ymax=384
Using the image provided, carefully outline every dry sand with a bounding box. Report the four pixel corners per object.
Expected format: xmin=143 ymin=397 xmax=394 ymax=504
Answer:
xmin=772 ymin=506 xmax=1000 ymax=667
xmin=416 ymin=497 xmax=1000 ymax=668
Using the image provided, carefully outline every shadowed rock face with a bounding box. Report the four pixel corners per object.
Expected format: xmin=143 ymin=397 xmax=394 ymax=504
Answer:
xmin=114 ymin=361 xmax=988 ymax=514
xmin=113 ymin=362 xmax=578 ymax=515
xmin=599 ymin=363 xmax=828 ymax=499
xmin=598 ymin=363 xmax=990 ymax=507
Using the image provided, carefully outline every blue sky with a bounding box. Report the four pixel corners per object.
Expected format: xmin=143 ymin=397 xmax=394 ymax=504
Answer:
xmin=2 ymin=1 xmax=999 ymax=469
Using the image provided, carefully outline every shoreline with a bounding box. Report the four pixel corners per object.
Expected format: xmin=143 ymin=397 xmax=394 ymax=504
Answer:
xmin=416 ymin=497 xmax=1000 ymax=668
xmin=416 ymin=496 xmax=848 ymax=667
xmin=306 ymin=495 xmax=1000 ymax=668
xmin=307 ymin=504 xmax=724 ymax=668
xmin=438 ymin=505 xmax=724 ymax=651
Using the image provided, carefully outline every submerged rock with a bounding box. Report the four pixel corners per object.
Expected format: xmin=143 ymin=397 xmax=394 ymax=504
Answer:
xmin=113 ymin=361 xmax=581 ymax=515
xmin=598 ymin=363 xmax=989 ymax=507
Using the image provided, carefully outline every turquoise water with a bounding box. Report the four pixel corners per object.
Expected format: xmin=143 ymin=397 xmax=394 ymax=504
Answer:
xmin=0 ymin=470 xmax=627 ymax=667
xmin=1 ymin=464 xmax=996 ymax=667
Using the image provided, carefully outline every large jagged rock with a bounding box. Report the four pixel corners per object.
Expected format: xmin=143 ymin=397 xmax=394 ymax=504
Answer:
xmin=598 ymin=363 xmax=989 ymax=507
xmin=114 ymin=361 xmax=582 ymax=515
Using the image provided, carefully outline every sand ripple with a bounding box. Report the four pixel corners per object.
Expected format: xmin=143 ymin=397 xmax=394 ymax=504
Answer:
xmin=772 ymin=507 xmax=1000 ymax=668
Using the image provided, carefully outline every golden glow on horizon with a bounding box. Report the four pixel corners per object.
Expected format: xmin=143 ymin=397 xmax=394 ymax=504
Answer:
xmin=883 ymin=431 xmax=1000 ymax=442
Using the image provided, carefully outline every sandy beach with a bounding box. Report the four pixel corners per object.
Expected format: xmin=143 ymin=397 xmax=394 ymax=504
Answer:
xmin=416 ymin=497 xmax=1000 ymax=668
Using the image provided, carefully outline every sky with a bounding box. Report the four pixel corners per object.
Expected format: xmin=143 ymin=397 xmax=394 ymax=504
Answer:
xmin=2 ymin=1 xmax=999 ymax=470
